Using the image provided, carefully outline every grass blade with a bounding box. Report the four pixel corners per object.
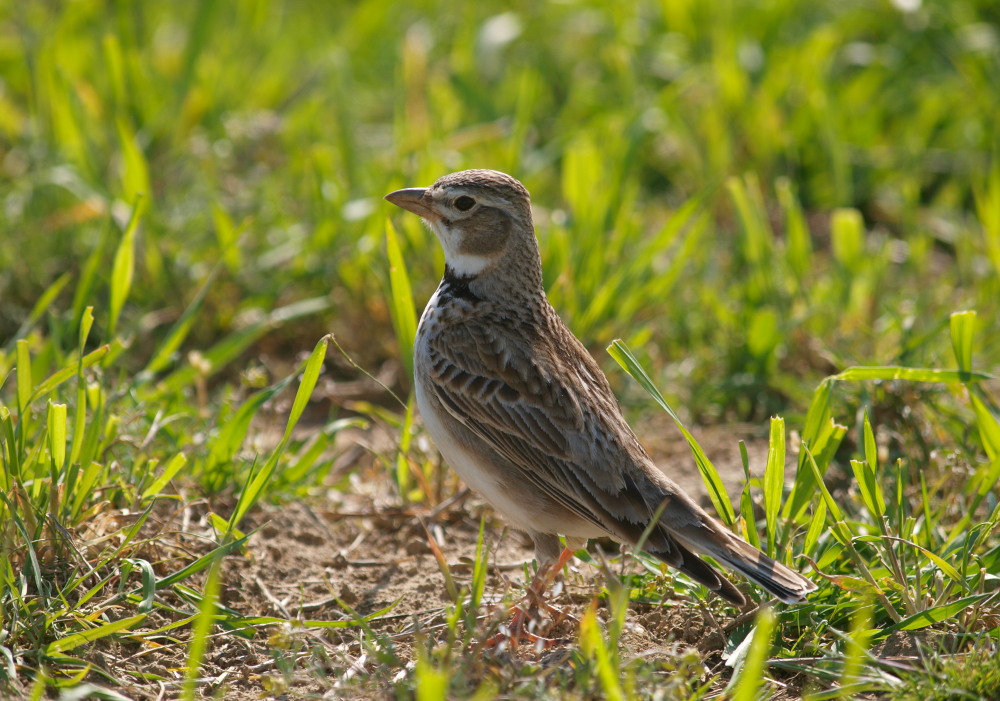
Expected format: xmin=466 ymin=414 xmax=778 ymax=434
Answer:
xmin=739 ymin=440 xmax=760 ymax=548
xmin=108 ymin=201 xmax=144 ymax=339
xmin=45 ymin=614 xmax=147 ymax=654
xmin=970 ymin=393 xmax=1000 ymax=462
xmin=415 ymin=650 xmax=449 ymax=701
xmin=880 ymin=594 xmax=992 ymax=636
xmin=116 ymin=118 xmax=150 ymax=210
xmin=47 ymin=401 xmax=67 ymax=474
xmin=143 ymin=265 xmax=222 ymax=375
xmin=154 ymin=533 xmax=252 ymax=589
xmin=763 ymin=416 xmax=784 ymax=556
xmin=227 ymin=335 xmax=328 ymax=530
xmin=851 ymin=460 xmax=886 ymax=522
xmin=832 ymin=366 xmax=993 ymax=383
xmin=15 ymin=339 xmax=31 ymax=416
xmin=125 ymin=558 xmax=157 ymax=614
xmin=831 ymin=208 xmax=864 ymax=273
xmin=854 ymin=414 xmax=886 ymax=518
xmin=386 ymin=217 xmax=418 ymax=381
xmin=784 ymin=416 xmax=847 ymax=522
xmin=28 ymin=346 xmax=110 ymax=406
xmin=180 ymin=554 xmax=222 ymax=701
xmin=579 ymin=602 xmax=624 ymax=701
xmin=607 ymin=339 xmax=735 ymax=525
xmin=731 ymin=606 xmax=776 ymax=701
xmin=140 ymin=453 xmax=188 ymax=502
xmin=950 ymin=310 xmax=977 ymax=375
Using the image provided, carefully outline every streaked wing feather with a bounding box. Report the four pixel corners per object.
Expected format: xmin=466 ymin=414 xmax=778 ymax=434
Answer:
xmin=431 ymin=376 xmax=609 ymax=532
xmin=427 ymin=322 xmax=674 ymax=553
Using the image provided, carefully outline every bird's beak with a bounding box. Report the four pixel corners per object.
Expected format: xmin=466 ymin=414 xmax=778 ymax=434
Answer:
xmin=384 ymin=187 xmax=436 ymax=219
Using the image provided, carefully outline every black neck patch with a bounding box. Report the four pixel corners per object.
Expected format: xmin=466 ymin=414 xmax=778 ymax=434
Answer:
xmin=439 ymin=265 xmax=481 ymax=302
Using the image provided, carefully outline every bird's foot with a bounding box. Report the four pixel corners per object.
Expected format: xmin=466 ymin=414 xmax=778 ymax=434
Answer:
xmin=483 ymin=582 xmax=575 ymax=651
xmin=481 ymin=546 xmax=579 ymax=652
xmin=483 ymin=603 xmax=565 ymax=651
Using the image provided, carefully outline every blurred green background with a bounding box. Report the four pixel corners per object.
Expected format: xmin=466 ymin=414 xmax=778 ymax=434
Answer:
xmin=1 ymin=0 xmax=998 ymax=417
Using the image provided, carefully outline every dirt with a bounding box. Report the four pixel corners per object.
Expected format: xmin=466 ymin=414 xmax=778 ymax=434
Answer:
xmin=82 ymin=415 xmax=797 ymax=699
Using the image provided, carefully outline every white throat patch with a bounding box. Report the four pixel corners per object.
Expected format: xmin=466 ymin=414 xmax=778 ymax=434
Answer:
xmin=431 ymin=221 xmax=491 ymax=276
xmin=445 ymin=251 xmax=491 ymax=276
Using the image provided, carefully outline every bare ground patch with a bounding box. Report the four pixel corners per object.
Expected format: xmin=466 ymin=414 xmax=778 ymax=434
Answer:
xmin=82 ymin=417 xmax=804 ymax=698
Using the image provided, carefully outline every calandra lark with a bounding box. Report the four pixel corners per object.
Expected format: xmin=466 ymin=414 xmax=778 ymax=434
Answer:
xmin=385 ymin=169 xmax=816 ymax=609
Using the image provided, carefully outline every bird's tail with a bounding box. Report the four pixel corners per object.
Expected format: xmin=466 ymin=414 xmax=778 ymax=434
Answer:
xmin=691 ymin=532 xmax=817 ymax=605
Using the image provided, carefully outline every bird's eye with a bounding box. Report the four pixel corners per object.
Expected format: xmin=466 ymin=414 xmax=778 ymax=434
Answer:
xmin=454 ymin=196 xmax=476 ymax=211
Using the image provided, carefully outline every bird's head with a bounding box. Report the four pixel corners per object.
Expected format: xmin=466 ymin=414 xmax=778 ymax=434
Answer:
xmin=384 ymin=169 xmax=540 ymax=285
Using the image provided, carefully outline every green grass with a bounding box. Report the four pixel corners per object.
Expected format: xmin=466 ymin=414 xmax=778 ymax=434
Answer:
xmin=2 ymin=0 xmax=1000 ymax=697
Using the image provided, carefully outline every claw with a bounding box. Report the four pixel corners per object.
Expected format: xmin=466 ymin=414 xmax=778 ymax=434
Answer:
xmin=481 ymin=547 xmax=578 ymax=651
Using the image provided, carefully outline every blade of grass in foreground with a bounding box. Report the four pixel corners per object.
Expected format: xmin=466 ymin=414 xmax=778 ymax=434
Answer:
xmin=139 ymin=453 xmax=187 ymax=503
xmin=386 ymin=216 xmax=418 ymax=382
xmin=950 ymin=310 xmax=977 ymax=374
xmin=470 ymin=515 xmax=488 ymax=610
xmin=850 ymin=414 xmax=887 ymax=526
xmin=45 ymin=614 xmax=147 ymax=655
xmin=107 ymin=199 xmax=143 ymax=339
xmin=607 ymin=339 xmax=735 ymax=525
xmin=154 ymin=533 xmax=253 ymax=590
xmin=227 ymin=334 xmax=329 ymax=531
xmin=579 ymin=602 xmax=625 ymax=701
xmin=28 ymin=345 xmax=109 ymax=407
xmin=180 ymin=552 xmax=222 ymax=701
xmin=839 ymin=599 xmax=875 ymax=695
xmin=763 ymin=416 xmax=784 ymax=557
xmin=68 ymin=306 xmax=95 ymax=468
xmin=16 ymin=339 xmax=31 ymax=416
xmin=415 ymin=648 xmax=449 ymax=701
xmin=738 ymin=441 xmax=761 ymax=548
xmin=728 ymin=606 xmax=776 ymax=701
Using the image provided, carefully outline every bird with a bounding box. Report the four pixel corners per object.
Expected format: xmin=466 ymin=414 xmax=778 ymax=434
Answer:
xmin=384 ymin=169 xmax=816 ymax=617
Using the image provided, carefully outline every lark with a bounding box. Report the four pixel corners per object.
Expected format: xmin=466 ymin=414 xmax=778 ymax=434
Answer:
xmin=385 ymin=169 xmax=816 ymax=613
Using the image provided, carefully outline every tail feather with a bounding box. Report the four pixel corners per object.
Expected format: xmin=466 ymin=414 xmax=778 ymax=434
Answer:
xmin=704 ymin=535 xmax=817 ymax=604
xmin=648 ymin=540 xmax=748 ymax=606
xmin=680 ymin=544 xmax=747 ymax=605
xmin=651 ymin=526 xmax=816 ymax=605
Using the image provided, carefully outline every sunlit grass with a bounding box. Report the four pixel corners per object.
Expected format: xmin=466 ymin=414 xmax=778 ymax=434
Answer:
xmin=1 ymin=0 xmax=999 ymax=697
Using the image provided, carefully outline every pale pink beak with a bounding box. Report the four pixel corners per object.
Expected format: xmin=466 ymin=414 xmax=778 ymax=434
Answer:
xmin=384 ymin=187 xmax=436 ymax=219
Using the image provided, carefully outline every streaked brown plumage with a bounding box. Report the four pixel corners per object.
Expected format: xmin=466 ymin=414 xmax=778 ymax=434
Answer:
xmin=385 ymin=169 xmax=816 ymax=607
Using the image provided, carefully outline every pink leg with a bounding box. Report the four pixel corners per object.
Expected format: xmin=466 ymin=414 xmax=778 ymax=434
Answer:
xmin=485 ymin=547 xmax=576 ymax=650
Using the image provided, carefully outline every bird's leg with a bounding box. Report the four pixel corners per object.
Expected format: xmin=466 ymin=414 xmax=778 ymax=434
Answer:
xmin=486 ymin=547 xmax=577 ymax=650
xmin=524 ymin=546 xmax=576 ymax=621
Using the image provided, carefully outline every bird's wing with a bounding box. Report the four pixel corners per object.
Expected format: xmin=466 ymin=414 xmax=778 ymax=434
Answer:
xmin=424 ymin=316 xmax=698 ymax=561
